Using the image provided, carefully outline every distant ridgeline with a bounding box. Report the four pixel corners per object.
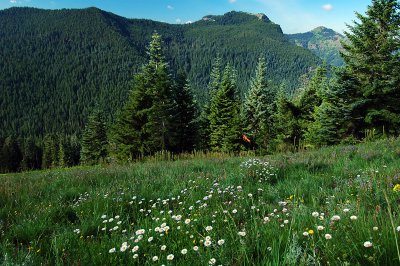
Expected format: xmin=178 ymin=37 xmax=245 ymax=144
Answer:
xmin=286 ymin=26 xmax=346 ymax=66
xmin=0 ymin=7 xmax=320 ymax=137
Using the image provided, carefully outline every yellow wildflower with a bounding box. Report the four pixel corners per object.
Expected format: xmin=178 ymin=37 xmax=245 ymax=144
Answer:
xmin=393 ymin=184 xmax=400 ymax=192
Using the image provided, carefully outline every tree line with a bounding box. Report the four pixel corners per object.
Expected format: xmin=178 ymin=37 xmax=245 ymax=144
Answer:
xmin=0 ymin=0 xmax=398 ymax=172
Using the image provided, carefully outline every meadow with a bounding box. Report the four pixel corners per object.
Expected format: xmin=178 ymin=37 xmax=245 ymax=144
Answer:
xmin=1 ymin=138 xmax=400 ymax=265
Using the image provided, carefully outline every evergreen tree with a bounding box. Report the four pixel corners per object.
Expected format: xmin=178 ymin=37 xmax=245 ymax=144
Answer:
xmin=81 ymin=109 xmax=108 ymax=165
xmin=42 ymin=134 xmax=59 ymax=169
xmin=197 ymin=56 xmax=223 ymax=150
xmin=1 ymin=136 xmax=22 ymax=172
xmin=297 ymin=65 xmax=328 ymax=138
xmin=172 ymin=71 xmax=198 ymax=152
xmin=21 ymin=137 xmax=41 ymax=171
xmin=270 ymin=89 xmax=300 ymax=151
xmin=112 ymin=32 xmax=176 ymax=160
xmin=242 ymin=57 xmax=275 ymax=150
xmin=209 ymin=64 xmax=242 ymax=152
xmin=341 ymin=0 xmax=400 ymax=136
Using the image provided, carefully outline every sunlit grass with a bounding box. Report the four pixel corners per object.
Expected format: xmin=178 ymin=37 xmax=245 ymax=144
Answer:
xmin=1 ymin=138 xmax=400 ymax=265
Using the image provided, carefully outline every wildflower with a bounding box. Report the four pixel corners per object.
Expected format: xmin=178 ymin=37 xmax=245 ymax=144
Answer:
xmin=152 ymin=256 xmax=159 ymax=261
xmin=343 ymin=208 xmax=350 ymax=213
xmin=209 ymin=258 xmax=216 ymax=265
xmin=204 ymin=240 xmax=212 ymax=247
xmin=325 ymin=234 xmax=332 ymax=240
xmin=206 ymin=226 xmax=213 ymax=232
xmin=101 ymin=215 xmax=107 ymax=219
xmin=115 ymin=215 xmax=120 ymax=219
xmin=109 ymin=248 xmax=116 ymax=253
xmin=284 ymin=220 xmax=289 ymax=224
xmin=120 ymin=245 xmax=128 ymax=252
xmin=317 ymin=226 xmax=324 ymax=231
xmin=132 ymin=246 xmax=139 ymax=252
xmin=148 ymin=237 xmax=153 ymax=242
xmin=373 ymin=227 xmax=378 ymax=231
xmin=167 ymin=254 xmax=174 ymax=260
xmin=218 ymin=239 xmax=225 ymax=246
xmin=161 ymin=245 xmax=166 ymax=251
xmin=312 ymin=212 xmax=319 ymax=217
xmin=238 ymin=231 xmax=246 ymax=237
xmin=331 ymin=215 xmax=341 ymax=221
xmin=308 ymin=230 xmax=314 ymax=235
xmin=185 ymin=219 xmax=191 ymax=224
xmin=397 ymin=226 xmax=400 ymax=232
xmin=303 ymin=232 xmax=309 ymax=236
xmin=181 ymin=249 xmax=188 ymax=255
xmin=350 ymin=215 xmax=357 ymax=220
xmin=364 ymin=241 xmax=373 ymax=248
xmin=232 ymin=209 xmax=238 ymax=214
xmin=108 ymin=218 xmax=114 ymax=222
xmin=393 ymin=184 xmax=400 ymax=192
xmin=133 ymin=254 xmax=138 ymax=259
xmin=193 ymin=246 xmax=199 ymax=251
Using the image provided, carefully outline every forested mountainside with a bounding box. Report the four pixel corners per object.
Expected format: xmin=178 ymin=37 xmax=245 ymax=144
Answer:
xmin=0 ymin=7 xmax=320 ymax=137
xmin=287 ymin=26 xmax=345 ymax=66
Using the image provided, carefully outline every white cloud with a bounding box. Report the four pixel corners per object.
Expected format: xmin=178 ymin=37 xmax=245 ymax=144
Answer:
xmin=176 ymin=18 xmax=182 ymax=24
xmin=9 ymin=0 xmax=17 ymax=3
xmin=229 ymin=0 xmax=237 ymax=3
xmin=322 ymin=4 xmax=333 ymax=11
xmin=185 ymin=20 xmax=192 ymax=24
xmin=167 ymin=5 xmax=174 ymax=10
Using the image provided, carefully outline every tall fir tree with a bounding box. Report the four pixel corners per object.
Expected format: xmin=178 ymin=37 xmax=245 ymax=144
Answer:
xmin=242 ymin=57 xmax=275 ymax=150
xmin=172 ymin=71 xmax=198 ymax=152
xmin=197 ymin=56 xmax=223 ymax=150
xmin=1 ymin=136 xmax=22 ymax=172
xmin=297 ymin=65 xmax=328 ymax=138
xmin=270 ymin=88 xmax=301 ymax=151
xmin=305 ymin=68 xmax=360 ymax=146
xmin=21 ymin=137 xmax=41 ymax=171
xmin=81 ymin=108 xmax=108 ymax=165
xmin=209 ymin=64 xmax=242 ymax=152
xmin=112 ymin=32 xmax=176 ymax=160
xmin=341 ymin=0 xmax=400 ymax=137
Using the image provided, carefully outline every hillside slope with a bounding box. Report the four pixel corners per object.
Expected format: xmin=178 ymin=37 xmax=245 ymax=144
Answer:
xmin=287 ymin=26 xmax=345 ymax=66
xmin=0 ymin=7 xmax=320 ymax=137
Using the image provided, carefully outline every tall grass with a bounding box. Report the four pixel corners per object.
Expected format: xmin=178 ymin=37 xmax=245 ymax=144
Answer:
xmin=1 ymin=138 xmax=400 ymax=265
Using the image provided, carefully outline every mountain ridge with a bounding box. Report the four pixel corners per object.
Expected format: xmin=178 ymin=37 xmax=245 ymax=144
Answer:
xmin=0 ymin=7 xmax=320 ymax=137
xmin=286 ymin=26 xmax=345 ymax=66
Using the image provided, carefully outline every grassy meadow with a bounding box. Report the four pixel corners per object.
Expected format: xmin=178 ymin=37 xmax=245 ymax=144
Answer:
xmin=1 ymin=138 xmax=400 ymax=265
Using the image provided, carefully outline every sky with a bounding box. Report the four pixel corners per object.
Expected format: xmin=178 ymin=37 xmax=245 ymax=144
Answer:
xmin=1 ymin=0 xmax=371 ymax=33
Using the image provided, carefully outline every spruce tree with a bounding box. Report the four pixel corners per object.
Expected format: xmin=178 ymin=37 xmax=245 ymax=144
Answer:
xmin=21 ymin=137 xmax=41 ymax=171
xmin=209 ymin=64 xmax=242 ymax=152
xmin=1 ymin=136 xmax=22 ymax=172
xmin=81 ymin=109 xmax=108 ymax=165
xmin=197 ymin=56 xmax=223 ymax=150
xmin=242 ymin=57 xmax=275 ymax=150
xmin=341 ymin=0 xmax=400 ymax=136
xmin=270 ymin=89 xmax=300 ymax=151
xmin=297 ymin=65 xmax=327 ymax=138
xmin=172 ymin=71 xmax=198 ymax=152
xmin=112 ymin=32 xmax=176 ymax=160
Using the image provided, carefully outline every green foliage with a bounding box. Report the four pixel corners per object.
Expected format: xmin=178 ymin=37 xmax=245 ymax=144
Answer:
xmin=1 ymin=138 xmax=400 ymax=265
xmin=270 ymin=89 xmax=301 ymax=151
xmin=0 ymin=8 xmax=319 ymax=138
xmin=341 ymin=0 xmax=400 ymax=137
xmin=209 ymin=65 xmax=242 ymax=152
xmin=81 ymin=109 xmax=108 ymax=165
xmin=171 ymin=71 xmax=198 ymax=152
xmin=112 ymin=32 xmax=186 ymax=160
xmin=242 ymin=57 xmax=276 ymax=151
xmin=287 ymin=26 xmax=345 ymax=66
xmin=0 ymin=136 xmax=22 ymax=173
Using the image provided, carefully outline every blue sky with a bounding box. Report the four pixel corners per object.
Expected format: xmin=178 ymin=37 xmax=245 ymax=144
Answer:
xmin=1 ymin=0 xmax=370 ymax=33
